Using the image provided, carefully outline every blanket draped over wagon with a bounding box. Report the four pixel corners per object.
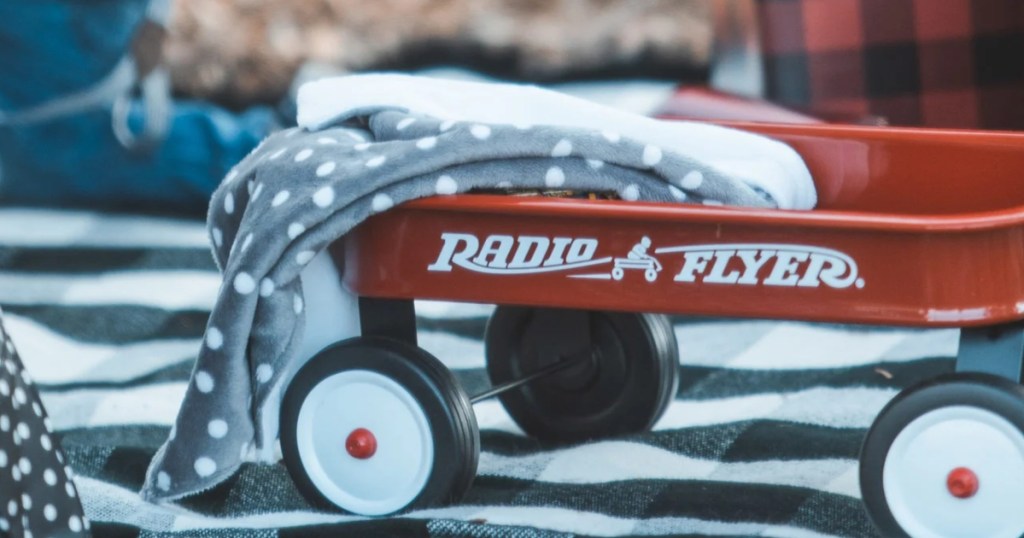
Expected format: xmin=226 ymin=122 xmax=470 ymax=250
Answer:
xmin=141 ymin=74 xmax=815 ymax=502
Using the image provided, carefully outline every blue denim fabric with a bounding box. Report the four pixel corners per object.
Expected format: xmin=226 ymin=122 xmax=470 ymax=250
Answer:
xmin=0 ymin=102 xmax=276 ymax=214
xmin=0 ymin=0 xmax=276 ymax=214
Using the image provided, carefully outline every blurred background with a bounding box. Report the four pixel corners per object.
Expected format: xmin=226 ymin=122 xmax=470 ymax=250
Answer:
xmin=167 ymin=0 xmax=712 ymax=109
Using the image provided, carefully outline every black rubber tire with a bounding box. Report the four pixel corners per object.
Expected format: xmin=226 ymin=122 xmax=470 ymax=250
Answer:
xmin=279 ymin=336 xmax=479 ymax=515
xmin=859 ymin=372 xmax=1024 ymax=537
xmin=484 ymin=307 xmax=679 ymax=443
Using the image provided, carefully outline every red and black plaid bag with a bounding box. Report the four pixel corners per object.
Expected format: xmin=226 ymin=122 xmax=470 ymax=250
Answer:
xmin=757 ymin=0 xmax=1024 ymax=129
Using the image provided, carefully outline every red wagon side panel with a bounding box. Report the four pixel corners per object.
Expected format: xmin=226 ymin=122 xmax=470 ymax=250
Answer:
xmin=342 ymin=196 xmax=1024 ymax=328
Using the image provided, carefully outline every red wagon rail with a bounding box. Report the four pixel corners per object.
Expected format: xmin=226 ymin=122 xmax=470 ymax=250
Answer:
xmin=343 ymin=122 xmax=1024 ymax=328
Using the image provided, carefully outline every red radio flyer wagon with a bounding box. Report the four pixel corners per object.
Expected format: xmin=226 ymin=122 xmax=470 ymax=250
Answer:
xmin=278 ymin=120 xmax=1024 ymax=538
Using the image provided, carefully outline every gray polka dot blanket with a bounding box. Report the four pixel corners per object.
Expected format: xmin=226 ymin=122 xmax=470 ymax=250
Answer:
xmin=0 ymin=312 xmax=89 ymax=537
xmin=141 ymin=97 xmax=813 ymax=502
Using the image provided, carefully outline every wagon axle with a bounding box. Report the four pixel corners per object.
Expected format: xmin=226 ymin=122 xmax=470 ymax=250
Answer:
xmin=468 ymin=350 xmax=591 ymax=404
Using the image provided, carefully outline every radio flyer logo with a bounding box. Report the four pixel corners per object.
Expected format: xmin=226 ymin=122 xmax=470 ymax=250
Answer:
xmin=427 ymin=232 xmax=865 ymax=289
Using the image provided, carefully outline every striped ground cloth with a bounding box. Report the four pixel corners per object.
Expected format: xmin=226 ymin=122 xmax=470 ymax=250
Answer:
xmin=0 ymin=208 xmax=958 ymax=537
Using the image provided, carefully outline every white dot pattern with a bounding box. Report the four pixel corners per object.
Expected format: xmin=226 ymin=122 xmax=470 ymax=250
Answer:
xmin=313 ymin=186 xmax=335 ymax=207
xmin=435 ymin=175 xmax=458 ymax=195
xmin=206 ymin=327 xmax=224 ymax=350
xmin=551 ymin=139 xmax=573 ymax=157
xmin=371 ymin=193 xmax=394 ymax=212
xmin=642 ymin=145 xmax=662 ymax=167
xmin=233 ymin=273 xmax=256 ymax=294
xmin=151 ymin=109 xmax=779 ymax=505
xmin=0 ymin=319 xmax=87 ymax=536
xmin=294 ymin=148 xmax=313 ymax=162
xmin=315 ymin=162 xmax=336 ymax=177
xmin=680 ymin=170 xmax=704 ymax=190
xmin=545 ymin=166 xmax=566 ymax=188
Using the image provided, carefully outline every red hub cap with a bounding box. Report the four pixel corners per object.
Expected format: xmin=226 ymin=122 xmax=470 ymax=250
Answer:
xmin=946 ymin=467 xmax=979 ymax=499
xmin=345 ymin=428 xmax=377 ymax=459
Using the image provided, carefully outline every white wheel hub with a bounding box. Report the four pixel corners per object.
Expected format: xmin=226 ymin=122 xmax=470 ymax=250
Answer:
xmin=296 ymin=369 xmax=434 ymax=515
xmin=883 ymin=405 xmax=1024 ymax=538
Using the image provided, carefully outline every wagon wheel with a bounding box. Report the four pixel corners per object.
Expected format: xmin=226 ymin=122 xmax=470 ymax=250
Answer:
xmin=860 ymin=373 xmax=1024 ymax=538
xmin=280 ymin=337 xmax=479 ymax=515
xmin=484 ymin=307 xmax=678 ymax=443
xmin=611 ymin=267 xmax=624 ymax=280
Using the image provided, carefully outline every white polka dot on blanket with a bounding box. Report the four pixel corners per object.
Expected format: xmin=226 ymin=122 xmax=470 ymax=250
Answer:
xmin=271 ymin=190 xmax=290 ymax=207
xmin=259 ymin=278 xmax=275 ymax=297
xmin=251 ymin=182 xmax=264 ymax=202
xmin=545 ymin=166 xmax=566 ymax=188
xmin=372 ymin=193 xmax=394 ymax=212
xmin=206 ymin=327 xmax=223 ymax=350
xmin=268 ymin=148 xmax=286 ymax=160
xmin=43 ymin=468 xmax=56 ymax=485
xmin=470 ymin=125 xmax=491 ymax=140
xmin=21 ymin=493 xmax=31 ymax=509
xmin=43 ymin=504 xmax=56 ymax=522
xmin=156 ymin=471 xmax=171 ymax=491
xmin=354 ymin=142 xmax=370 ymax=152
xmin=208 ymin=419 xmax=228 ymax=439
xmin=195 ymin=371 xmax=215 ymax=393
xmin=703 ymin=199 xmax=725 ymax=206
xmin=295 ymin=251 xmax=315 ymax=265
xmin=642 ymin=145 xmax=662 ymax=167
xmin=317 ymin=137 xmax=338 ymax=145
xmin=233 ymin=273 xmax=256 ymax=294
xmin=69 ymin=515 xmax=82 ymax=532
xmin=194 ymin=457 xmax=217 ymax=477
xmin=435 ymin=175 xmax=458 ymax=195
xmin=315 ymin=162 xmax=336 ymax=177
xmin=587 ymin=159 xmax=604 ymax=170
xmin=0 ymin=450 xmax=5 ymax=467
xmin=65 ymin=482 xmax=76 ymax=497
xmin=680 ymin=170 xmax=704 ymax=190
xmin=287 ymin=222 xmax=305 ymax=239
xmin=669 ymin=185 xmax=686 ymax=200
xmin=439 ymin=120 xmax=456 ymax=132
xmin=294 ymin=148 xmax=313 ymax=162
xmin=0 ymin=415 xmax=7 ymax=431
xmin=416 ymin=136 xmax=437 ymax=150
xmin=223 ymin=192 xmax=235 ymax=215
xmin=365 ymin=155 xmax=387 ymax=168
xmin=18 ymin=457 xmax=30 ymax=475
xmin=40 ymin=434 xmax=50 ymax=451
xmin=256 ymin=364 xmax=273 ymax=383
xmin=294 ymin=294 xmax=304 ymax=315
xmin=13 ymin=389 xmax=25 ymax=406
xmin=621 ymin=184 xmax=640 ymax=201
xmin=551 ymin=139 xmax=573 ymax=157
xmin=396 ymin=117 xmax=416 ymax=130
xmin=239 ymin=233 xmax=253 ymax=253
xmin=0 ymin=380 xmax=7 ymax=396
xmin=211 ymin=227 xmax=223 ymax=248
xmin=601 ymin=130 xmax=621 ymax=143
xmin=313 ymin=186 xmax=335 ymax=207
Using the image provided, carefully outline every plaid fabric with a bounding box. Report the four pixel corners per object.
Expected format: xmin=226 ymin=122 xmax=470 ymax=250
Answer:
xmin=0 ymin=207 xmax=965 ymax=537
xmin=757 ymin=0 xmax=1024 ymax=129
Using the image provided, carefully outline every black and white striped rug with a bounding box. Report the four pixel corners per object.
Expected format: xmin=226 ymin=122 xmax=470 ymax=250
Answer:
xmin=1 ymin=208 xmax=958 ymax=537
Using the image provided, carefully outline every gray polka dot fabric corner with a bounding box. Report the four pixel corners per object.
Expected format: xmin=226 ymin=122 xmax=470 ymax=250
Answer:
xmin=0 ymin=310 xmax=90 ymax=538
xmin=140 ymin=109 xmax=776 ymax=502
